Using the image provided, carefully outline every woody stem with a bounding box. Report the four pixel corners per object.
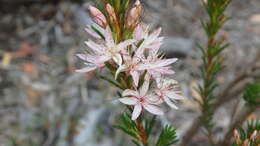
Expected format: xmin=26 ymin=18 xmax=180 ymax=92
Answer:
xmin=136 ymin=116 xmax=148 ymax=146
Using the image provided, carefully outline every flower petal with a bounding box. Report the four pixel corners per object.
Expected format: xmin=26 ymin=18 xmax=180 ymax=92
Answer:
xmin=76 ymin=54 xmax=87 ymax=61
xmin=132 ymin=104 xmax=142 ymax=120
xmin=139 ymin=79 xmax=149 ymax=97
xmin=112 ymin=54 xmax=122 ymax=66
xmin=122 ymin=89 xmax=139 ymax=97
xmin=133 ymin=24 xmax=143 ymax=40
xmin=85 ymin=25 xmax=101 ymax=39
xmin=104 ymin=27 xmax=115 ymax=47
xmin=85 ymin=40 xmax=103 ymax=54
xmin=117 ymin=39 xmax=136 ymax=51
xmin=147 ymin=94 xmax=163 ymax=105
xmin=153 ymin=58 xmax=178 ymax=67
xmin=145 ymin=27 xmax=161 ymax=44
xmin=75 ymin=66 xmax=96 ymax=73
xmin=164 ymin=96 xmax=178 ymax=109
xmin=130 ymin=71 xmax=140 ymax=86
xmin=119 ymin=97 xmax=138 ymax=105
xmin=143 ymin=103 xmax=163 ymax=115
xmin=153 ymin=68 xmax=175 ymax=74
xmin=166 ymin=92 xmax=184 ymax=100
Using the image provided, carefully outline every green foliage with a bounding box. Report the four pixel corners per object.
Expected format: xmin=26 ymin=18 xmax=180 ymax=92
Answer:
xmin=132 ymin=139 xmax=142 ymax=146
xmin=232 ymin=119 xmax=260 ymax=146
xmin=197 ymin=0 xmax=232 ymax=144
xmin=156 ymin=125 xmax=178 ymax=146
xmin=243 ymin=83 xmax=260 ymax=106
xmin=144 ymin=116 xmax=156 ymax=139
xmin=100 ymin=75 xmax=123 ymax=89
xmin=202 ymin=0 xmax=231 ymax=37
xmin=114 ymin=113 xmax=140 ymax=144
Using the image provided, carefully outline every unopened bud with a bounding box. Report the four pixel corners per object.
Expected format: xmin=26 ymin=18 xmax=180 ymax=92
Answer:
xmin=250 ymin=130 xmax=258 ymax=140
xmin=106 ymin=4 xmax=117 ymax=23
xmin=135 ymin=0 xmax=141 ymax=6
xmin=242 ymin=139 xmax=249 ymax=146
xmin=89 ymin=5 xmax=107 ymax=28
xmin=126 ymin=0 xmax=142 ymax=29
xmin=234 ymin=129 xmax=241 ymax=144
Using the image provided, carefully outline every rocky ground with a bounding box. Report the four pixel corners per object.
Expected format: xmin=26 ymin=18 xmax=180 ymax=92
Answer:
xmin=0 ymin=0 xmax=259 ymax=146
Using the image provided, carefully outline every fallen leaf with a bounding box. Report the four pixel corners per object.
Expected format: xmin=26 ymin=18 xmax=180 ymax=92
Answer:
xmin=1 ymin=52 xmax=12 ymax=67
xmin=21 ymin=62 xmax=39 ymax=78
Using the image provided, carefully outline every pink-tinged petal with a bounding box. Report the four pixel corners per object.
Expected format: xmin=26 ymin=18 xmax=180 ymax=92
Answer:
xmin=139 ymin=79 xmax=149 ymax=97
xmin=153 ymin=68 xmax=175 ymax=74
xmin=135 ymin=47 xmax=145 ymax=58
xmin=137 ymin=63 xmax=152 ymax=70
xmin=148 ymin=37 xmax=163 ymax=54
xmin=147 ymin=95 xmax=163 ymax=105
xmin=149 ymin=70 xmax=161 ymax=79
xmin=133 ymin=24 xmax=143 ymax=40
xmin=85 ymin=26 xmax=101 ymax=39
xmin=143 ymin=103 xmax=164 ymax=115
xmin=116 ymin=39 xmax=136 ymax=51
xmin=166 ymin=92 xmax=184 ymax=100
xmin=145 ymin=27 xmax=162 ymax=44
xmin=76 ymin=54 xmax=87 ymax=61
xmin=119 ymin=97 xmax=138 ymax=105
xmin=84 ymin=54 xmax=97 ymax=63
xmin=132 ymin=104 xmax=142 ymax=120
xmin=97 ymin=55 xmax=110 ymax=63
xmin=75 ymin=66 xmax=96 ymax=73
xmin=135 ymin=0 xmax=141 ymax=5
xmin=130 ymin=71 xmax=140 ymax=86
xmin=85 ymin=40 xmax=103 ymax=54
xmin=122 ymin=89 xmax=139 ymax=97
xmin=154 ymin=58 xmax=178 ymax=67
xmin=164 ymin=97 xmax=178 ymax=109
xmin=104 ymin=27 xmax=115 ymax=47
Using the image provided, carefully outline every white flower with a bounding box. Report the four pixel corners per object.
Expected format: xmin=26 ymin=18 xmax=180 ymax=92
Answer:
xmin=138 ymin=55 xmax=178 ymax=83
xmin=119 ymin=79 xmax=163 ymax=120
xmin=76 ymin=27 xmax=135 ymax=73
xmin=133 ymin=24 xmax=163 ymax=53
xmin=154 ymin=78 xmax=184 ymax=109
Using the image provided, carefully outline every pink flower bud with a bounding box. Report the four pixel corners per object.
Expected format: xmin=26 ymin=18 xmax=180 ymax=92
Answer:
xmin=88 ymin=5 xmax=107 ymax=28
xmin=242 ymin=139 xmax=249 ymax=146
xmin=234 ymin=129 xmax=241 ymax=144
xmin=106 ymin=4 xmax=117 ymax=23
xmin=250 ymin=130 xmax=258 ymax=140
xmin=135 ymin=0 xmax=141 ymax=6
xmin=126 ymin=0 xmax=142 ymax=29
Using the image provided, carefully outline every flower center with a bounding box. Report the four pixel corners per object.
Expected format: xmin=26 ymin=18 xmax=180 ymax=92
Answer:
xmin=135 ymin=96 xmax=145 ymax=103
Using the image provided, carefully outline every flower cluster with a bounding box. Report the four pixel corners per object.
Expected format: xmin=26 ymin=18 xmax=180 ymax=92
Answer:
xmin=76 ymin=0 xmax=183 ymax=120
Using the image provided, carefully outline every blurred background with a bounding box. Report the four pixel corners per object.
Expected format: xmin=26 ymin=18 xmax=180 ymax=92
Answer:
xmin=0 ymin=0 xmax=259 ymax=146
